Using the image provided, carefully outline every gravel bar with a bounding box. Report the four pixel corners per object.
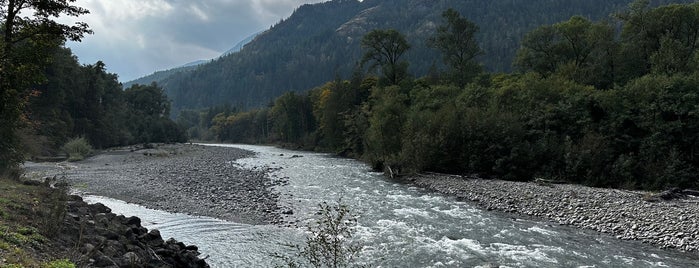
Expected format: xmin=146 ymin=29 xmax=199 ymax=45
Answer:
xmin=24 ymin=143 xmax=284 ymax=225
xmin=405 ymin=173 xmax=699 ymax=253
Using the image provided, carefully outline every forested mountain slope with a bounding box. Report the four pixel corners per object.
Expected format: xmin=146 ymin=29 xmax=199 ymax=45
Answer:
xmin=157 ymin=0 xmax=692 ymax=114
xmin=123 ymin=32 xmax=262 ymax=89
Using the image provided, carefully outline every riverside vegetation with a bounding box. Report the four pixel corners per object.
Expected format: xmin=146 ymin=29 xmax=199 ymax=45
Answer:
xmin=3 ymin=0 xmax=699 ymax=266
xmin=0 ymin=0 xmax=190 ymax=266
xmin=0 ymin=175 xmax=209 ymax=267
xmin=180 ymin=1 xmax=699 ymax=191
xmin=142 ymin=0 xmax=693 ymax=114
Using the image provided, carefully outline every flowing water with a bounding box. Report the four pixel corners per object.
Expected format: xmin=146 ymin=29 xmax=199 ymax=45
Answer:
xmin=84 ymin=144 xmax=699 ymax=267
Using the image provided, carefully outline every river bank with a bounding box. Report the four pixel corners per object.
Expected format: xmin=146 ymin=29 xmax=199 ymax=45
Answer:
xmin=24 ymin=143 xmax=286 ymax=225
xmin=24 ymin=143 xmax=699 ymax=257
xmin=0 ymin=177 xmax=208 ymax=267
xmin=404 ymin=173 xmax=699 ymax=253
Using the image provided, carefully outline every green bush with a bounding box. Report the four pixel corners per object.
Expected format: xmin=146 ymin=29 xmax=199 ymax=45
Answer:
xmin=62 ymin=137 xmax=92 ymax=162
xmin=44 ymin=259 xmax=75 ymax=268
xmin=274 ymin=201 xmax=364 ymax=268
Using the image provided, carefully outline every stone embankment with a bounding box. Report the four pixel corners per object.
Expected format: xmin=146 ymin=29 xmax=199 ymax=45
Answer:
xmin=407 ymin=174 xmax=699 ymax=252
xmin=60 ymin=194 xmax=208 ymax=267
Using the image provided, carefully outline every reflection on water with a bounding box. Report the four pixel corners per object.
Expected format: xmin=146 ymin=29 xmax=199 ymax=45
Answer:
xmin=82 ymin=144 xmax=699 ymax=268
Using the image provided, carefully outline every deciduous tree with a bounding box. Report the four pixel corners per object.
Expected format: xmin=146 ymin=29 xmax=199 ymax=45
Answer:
xmin=428 ymin=8 xmax=483 ymax=87
xmin=361 ymin=29 xmax=411 ymax=86
xmin=0 ymin=0 xmax=91 ymax=172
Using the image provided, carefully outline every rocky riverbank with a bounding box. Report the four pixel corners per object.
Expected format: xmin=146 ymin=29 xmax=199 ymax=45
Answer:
xmin=24 ymin=143 xmax=285 ymax=225
xmin=404 ymin=173 xmax=699 ymax=253
xmin=60 ymin=193 xmax=209 ymax=267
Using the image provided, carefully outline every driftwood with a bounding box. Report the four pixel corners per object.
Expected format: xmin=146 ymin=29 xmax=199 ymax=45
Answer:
xmin=387 ymin=165 xmax=396 ymax=179
xmin=645 ymin=188 xmax=699 ymax=202
xmin=534 ymin=178 xmax=566 ymax=184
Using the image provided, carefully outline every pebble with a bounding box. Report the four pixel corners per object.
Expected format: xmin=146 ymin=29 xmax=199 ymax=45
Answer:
xmin=408 ymin=174 xmax=699 ymax=253
xmin=34 ymin=144 xmax=286 ymax=225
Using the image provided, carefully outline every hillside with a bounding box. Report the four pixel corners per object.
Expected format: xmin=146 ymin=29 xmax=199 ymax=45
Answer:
xmin=123 ymin=31 xmax=261 ymax=89
xmin=152 ymin=0 xmax=693 ymax=114
xmin=122 ymin=64 xmax=200 ymax=89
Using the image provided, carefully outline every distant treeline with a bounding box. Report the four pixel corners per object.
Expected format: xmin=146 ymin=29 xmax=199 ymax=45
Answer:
xmin=23 ymin=47 xmax=186 ymax=157
xmin=159 ymin=0 xmax=693 ymax=114
xmin=179 ymin=1 xmax=699 ymax=190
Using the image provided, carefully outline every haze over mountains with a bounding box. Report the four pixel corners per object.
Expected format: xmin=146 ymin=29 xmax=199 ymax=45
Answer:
xmin=127 ymin=0 xmax=692 ymax=115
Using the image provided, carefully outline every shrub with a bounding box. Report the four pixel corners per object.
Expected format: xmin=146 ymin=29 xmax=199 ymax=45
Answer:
xmin=274 ymin=201 xmax=365 ymax=268
xmin=62 ymin=137 xmax=92 ymax=162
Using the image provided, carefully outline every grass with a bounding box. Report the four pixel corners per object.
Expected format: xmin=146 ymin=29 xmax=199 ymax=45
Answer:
xmin=0 ymin=177 xmax=76 ymax=267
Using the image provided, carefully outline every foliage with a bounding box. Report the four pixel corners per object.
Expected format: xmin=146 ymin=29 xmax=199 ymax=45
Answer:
xmin=514 ymin=16 xmax=617 ymax=88
xmin=361 ymin=29 xmax=411 ymax=85
xmin=0 ymin=177 xmax=72 ymax=267
xmin=0 ymin=0 xmax=91 ymax=173
xmin=62 ymin=137 xmax=92 ymax=162
xmin=428 ymin=8 xmax=483 ymax=86
xmin=149 ymin=0 xmax=697 ymax=114
xmin=43 ymin=260 xmax=75 ymax=268
xmin=24 ymin=49 xmax=187 ymax=157
xmin=191 ymin=2 xmax=699 ymax=190
xmin=275 ymin=201 xmax=364 ymax=268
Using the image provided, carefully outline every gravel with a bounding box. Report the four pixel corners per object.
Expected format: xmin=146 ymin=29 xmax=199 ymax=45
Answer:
xmin=24 ymin=143 xmax=285 ymax=225
xmin=405 ymin=173 xmax=699 ymax=252
xmin=25 ymin=143 xmax=699 ymax=253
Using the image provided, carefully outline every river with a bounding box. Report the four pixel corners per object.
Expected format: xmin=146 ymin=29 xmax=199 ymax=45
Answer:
xmin=84 ymin=144 xmax=699 ymax=267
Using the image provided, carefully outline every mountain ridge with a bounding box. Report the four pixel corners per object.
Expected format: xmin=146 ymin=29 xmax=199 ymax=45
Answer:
xmin=137 ymin=0 xmax=693 ymax=115
xmin=123 ymin=31 xmax=262 ymax=89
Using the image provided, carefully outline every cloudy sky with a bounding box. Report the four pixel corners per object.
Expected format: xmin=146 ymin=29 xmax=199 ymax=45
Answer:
xmin=62 ymin=0 xmax=325 ymax=82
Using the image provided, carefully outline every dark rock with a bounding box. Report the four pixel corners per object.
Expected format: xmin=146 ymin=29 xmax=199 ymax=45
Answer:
xmin=103 ymin=230 xmax=120 ymax=240
xmin=122 ymin=252 xmax=141 ymax=267
xmin=22 ymin=179 xmax=42 ymax=186
xmin=155 ymin=248 xmax=175 ymax=257
xmin=125 ymin=216 xmax=141 ymax=226
xmin=91 ymin=202 xmax=112 ymax=214
xmin=94 ymin=254 xmax=115 ymax=267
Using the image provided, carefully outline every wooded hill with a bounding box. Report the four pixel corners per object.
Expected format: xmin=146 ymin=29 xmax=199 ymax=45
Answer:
xmin=147 ymin=0 xmax=692 ymax=115
xmin=181 ymin=1 xmax=699 ymax=190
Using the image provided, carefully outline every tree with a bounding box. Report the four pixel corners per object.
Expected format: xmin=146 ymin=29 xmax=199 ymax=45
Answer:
xmin=428 ymin=8 xmax=483 ymax=87
xmin=122 ymin=83 xmax=187 ymax=144
xmin=124 ymin=83 xmax=171 ymax=118
xmin=0 ymin=0 xmax=91 ymax=173
xmin=360 ymin=29 xmax=411 ymax=86
xmin=514 ymin=16 xmax=617 ymax=88
xmin=617 ymin=1 xmax=699 ymax=77
xmin=364 ymin=85 xmax=408 ymax=172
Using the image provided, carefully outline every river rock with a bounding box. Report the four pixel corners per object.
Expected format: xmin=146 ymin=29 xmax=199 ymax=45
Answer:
xmin=54 ymin=194 xmax=209 ymax=267
xmin=406 ymin=173 xmax=699 ymax=253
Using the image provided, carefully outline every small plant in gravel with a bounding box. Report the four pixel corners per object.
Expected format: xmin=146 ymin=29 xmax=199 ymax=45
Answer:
xmin=62 ymin=137 xmax=93 ymax=161
xmin=273 ymin=201 xmax=366 ymax=268
xmin=43 ymin=259 xmax=76 ymax=268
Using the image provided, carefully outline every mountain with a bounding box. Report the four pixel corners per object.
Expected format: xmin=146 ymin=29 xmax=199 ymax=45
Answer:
xmin=122 ymin=31 xmax=261 ymax=89
xmin=122 ymin=65 xmax=199 ymax=89
xmin=154 ymin=0 xmax=693 ymax=115
xmin=181 ymin=60 xmax=208 ymax=68
xmin=221 ymin=31 xmax=262 ymax=57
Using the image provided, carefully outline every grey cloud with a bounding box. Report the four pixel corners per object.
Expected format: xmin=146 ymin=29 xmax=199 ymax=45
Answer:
xmin=66 ymin=0 xmax=324 ymax=82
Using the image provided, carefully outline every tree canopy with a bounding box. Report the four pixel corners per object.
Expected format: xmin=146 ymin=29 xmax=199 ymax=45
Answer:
xmin=361 ymin=29 xmax=411 ymax=85
xmin=1 ymin=0 xmax=91 ymax=172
